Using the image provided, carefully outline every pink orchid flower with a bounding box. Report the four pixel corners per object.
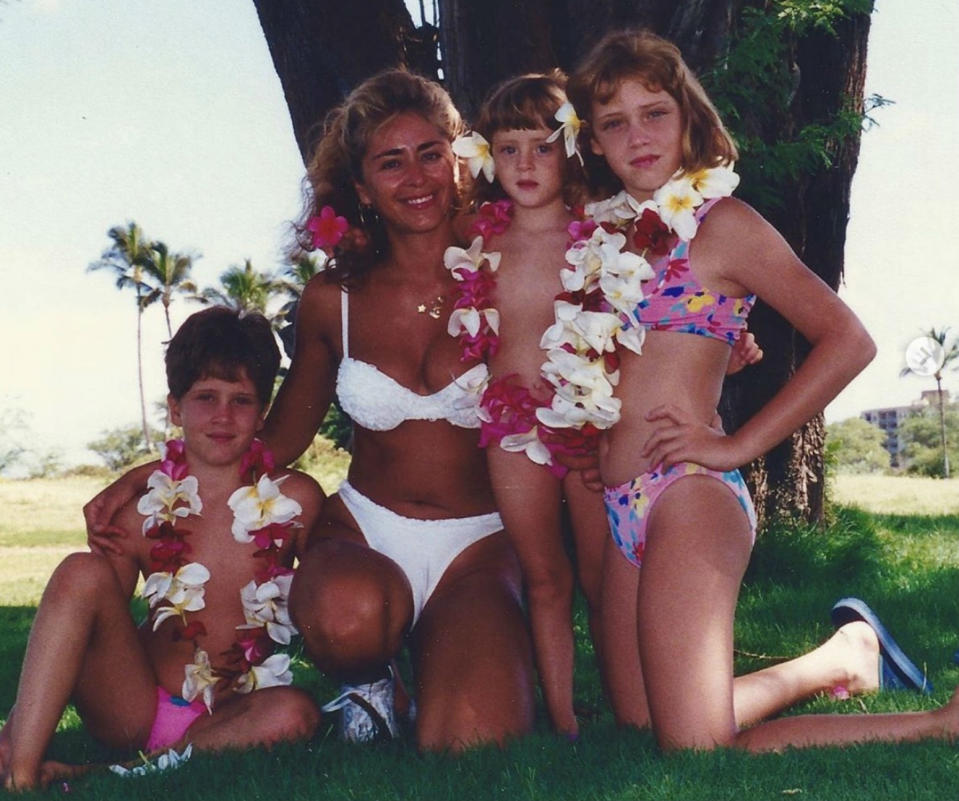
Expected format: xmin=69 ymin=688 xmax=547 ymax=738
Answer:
xmin=307 ymin=205 xmax=349 ymax=250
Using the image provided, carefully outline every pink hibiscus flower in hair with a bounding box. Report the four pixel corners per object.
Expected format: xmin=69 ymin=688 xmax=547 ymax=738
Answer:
xmin=307 ymin=206 xmax=349 ymax=250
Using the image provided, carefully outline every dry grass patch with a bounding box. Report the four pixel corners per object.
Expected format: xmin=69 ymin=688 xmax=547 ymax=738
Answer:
xmin=830 ymin=474 xmax=959 ymax=515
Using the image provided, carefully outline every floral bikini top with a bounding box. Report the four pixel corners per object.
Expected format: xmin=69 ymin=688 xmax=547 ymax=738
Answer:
xmin=625 ymin=198 xmax=754 ymax=345
xmin=335 ymin=291 xmax=488 ymax=431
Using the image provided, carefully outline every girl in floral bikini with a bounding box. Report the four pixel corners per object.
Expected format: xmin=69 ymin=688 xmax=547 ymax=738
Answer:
xmin=0 ymin=308 xmax=323 ymax=789
xmin=449 ymin=72 xmax=762 ymax=737
xmin=560 ymin=29 xmax=959 ymax=750
xmin=451 ymin=70 xmax=770 ymax=737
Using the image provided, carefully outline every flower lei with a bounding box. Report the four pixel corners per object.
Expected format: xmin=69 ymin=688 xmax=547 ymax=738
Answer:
xmin=442 ymin=200 xmax=600 ymax=475
xmin=136 ymin=438 xmax=302 ymax=712
xmin=537 ymin=165 xmax=740 ymax=433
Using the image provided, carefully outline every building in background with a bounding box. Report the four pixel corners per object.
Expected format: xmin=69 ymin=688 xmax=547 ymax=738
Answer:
xmin=862 ymin=390 xmax=951 ymax=468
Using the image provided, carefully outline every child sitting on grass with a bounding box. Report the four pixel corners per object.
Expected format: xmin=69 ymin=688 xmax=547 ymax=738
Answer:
xmin=0 ymin=306 xmax=324 ymax=790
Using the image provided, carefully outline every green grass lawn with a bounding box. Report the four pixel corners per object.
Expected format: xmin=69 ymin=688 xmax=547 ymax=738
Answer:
xmin=2 ymin=474 xmax=958 ymax=799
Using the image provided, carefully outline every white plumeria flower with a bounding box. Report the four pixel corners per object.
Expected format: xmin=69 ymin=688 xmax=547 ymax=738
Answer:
xmin=228 ymin=474 xmax=302 ymax=543
xmin=452 ymin=131 xmax=495 ymax=182
xmin=137 ymin=471 xmax=202 ymax=534
xmin=443 ymin=236 xmax=501 ymax=277
xmin=584 ymin=191 xmax=653 ymax=227
xmin=688 ymin=164 xmax=740 ymax=199
xmin=536 ymin=383 xmax=622 ymax=429
xmin=235 ymin=653 xmax=293 ymax=694
xmin=545 ymin=101 xmax=583 ymax=164
xmin=615 ymin=323 xmax=647 ymax=355
xmin=142 ymin=562 xmax=210 ymax=630
xmin=182 ymin=648 xmax=217 ymax=713
xmin=499 ymin=427 xmax=553 ymax=466
xmin=654 ymin=173 xmax=703 ymax=240
xmin=541 ymin=348 xmax=618 ymax=395
xmin=542 ymin=307 xmax=622 ymax=357
xmin=447 ymin=306 xmax=500 ymax=338
xmin=109 ymin=745 xmax=193 ymax=777
xmin=452 ymin=368 xmax=491 ymax=410
xmin=241 ymin=573 xmax=297 ymax=644
xmin=600 ymin=251 xmax=653 ymax=316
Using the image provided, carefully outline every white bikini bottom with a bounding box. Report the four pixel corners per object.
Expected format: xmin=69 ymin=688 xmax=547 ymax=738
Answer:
xmin=337 ymin=480 xmax=503 ymax=623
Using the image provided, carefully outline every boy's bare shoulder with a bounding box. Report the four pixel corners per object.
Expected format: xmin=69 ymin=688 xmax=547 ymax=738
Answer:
xmin=274 ymin=468 xmax=325 ymax=506
xmin=271 ymin=468 xmax=325 ymax=556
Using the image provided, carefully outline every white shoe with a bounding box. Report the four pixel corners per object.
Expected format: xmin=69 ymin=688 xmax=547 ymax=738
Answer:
xmin=321 ymin=669 xmax=398 ymax=743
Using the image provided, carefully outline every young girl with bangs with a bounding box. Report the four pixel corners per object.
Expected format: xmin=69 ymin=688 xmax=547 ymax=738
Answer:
xmin=449 ymin=71 xmax=608 ymax=737
xmin=563 ymin=29 xmax=959 ymax=751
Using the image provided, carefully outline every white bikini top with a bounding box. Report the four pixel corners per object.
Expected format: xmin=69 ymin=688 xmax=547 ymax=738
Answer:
xmin=335 ymin=291 xmax=488 ymax=431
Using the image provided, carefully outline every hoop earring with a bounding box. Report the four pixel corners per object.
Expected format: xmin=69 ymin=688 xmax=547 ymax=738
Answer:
xmin=358 ymin=203 xmax=379 ymax=230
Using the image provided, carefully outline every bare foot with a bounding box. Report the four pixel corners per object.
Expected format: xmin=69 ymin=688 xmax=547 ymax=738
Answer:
xmin=828 ymin=621 xmax=881 ymax=695
xmin=38 ymin=760 xmax=94 ymax=789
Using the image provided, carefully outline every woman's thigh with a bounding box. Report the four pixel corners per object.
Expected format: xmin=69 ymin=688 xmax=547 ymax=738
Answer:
xmin=290 ymin=495 xmax=414 ymax=673
xmin=411 ymin=533 xmax=535 ymax=750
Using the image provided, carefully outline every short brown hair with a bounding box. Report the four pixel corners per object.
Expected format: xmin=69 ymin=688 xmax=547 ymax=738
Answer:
xmin=568 ymin=30 xmax=737 ymax=194
xmin=469 ymin=71 xmax=588 ymax=208
xmin=166 ymin=306 xmax=279 ymax=407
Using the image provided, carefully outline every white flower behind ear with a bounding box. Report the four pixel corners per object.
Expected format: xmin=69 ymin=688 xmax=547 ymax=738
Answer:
xmin=452 ymin=131 xmax=495 ymax=182
xmin=546 ymin=102 xmax=583 ymax=164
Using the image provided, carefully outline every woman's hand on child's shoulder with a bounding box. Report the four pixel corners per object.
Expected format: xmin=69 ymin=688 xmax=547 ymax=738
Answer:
xmin=279 ymin=469 xmax=326 ymax=557
xmin=83 ymin=461 xmax=157 ymax=555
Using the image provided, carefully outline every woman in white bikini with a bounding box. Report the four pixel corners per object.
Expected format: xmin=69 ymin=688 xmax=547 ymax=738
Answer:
xmin=245 ymin=69 xmax=535 ymax=751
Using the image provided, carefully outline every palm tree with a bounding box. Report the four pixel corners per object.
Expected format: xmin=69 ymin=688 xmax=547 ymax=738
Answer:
xmin=87 ymin=221 xmax=157 ymax=453
xmin=140 ymin=241 xmax=200 ymax=338
xmin=901 ymin=326 xmax=959 ymax=477
xmin=201 ymin=259 xmax=282 ymax=322
xmin=275 ymin=253 xmax=325 ymax=356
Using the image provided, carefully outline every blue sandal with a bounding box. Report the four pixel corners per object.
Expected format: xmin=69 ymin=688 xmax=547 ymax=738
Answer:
xmin=830 ymin=597 xmax=932 ymax=695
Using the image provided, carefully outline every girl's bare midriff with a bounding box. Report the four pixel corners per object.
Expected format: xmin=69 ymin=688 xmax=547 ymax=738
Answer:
xmin=600 ymin=329 xmax=731 ymax=487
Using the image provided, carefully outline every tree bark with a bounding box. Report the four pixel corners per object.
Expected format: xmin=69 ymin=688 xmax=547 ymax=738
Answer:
xmin=252 ymin=0 xmax=872 ymax=525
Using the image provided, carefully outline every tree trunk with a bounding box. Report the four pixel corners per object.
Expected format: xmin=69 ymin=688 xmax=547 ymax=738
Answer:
xmin=135 ymin=294 xmax=155 ymax=454
xmin=252 ymin=0 xmax=436 ymax=158
xmin=252 ymin=0 xmax=872 ymax=525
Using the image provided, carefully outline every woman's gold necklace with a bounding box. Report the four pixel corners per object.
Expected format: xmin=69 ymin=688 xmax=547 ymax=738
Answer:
xmin=417 ymin=295 xmax=446 ymax=319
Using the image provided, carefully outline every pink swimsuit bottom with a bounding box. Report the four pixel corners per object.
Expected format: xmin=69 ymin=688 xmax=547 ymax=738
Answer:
xmin=146 ymin=686 xmax=206 ymax=752
xmin=603 ymin=462 xmax=757 ymax=567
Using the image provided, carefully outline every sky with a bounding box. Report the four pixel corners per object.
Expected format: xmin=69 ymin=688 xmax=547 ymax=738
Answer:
xmin=1 ymin=0 xmax=957 ymax=472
